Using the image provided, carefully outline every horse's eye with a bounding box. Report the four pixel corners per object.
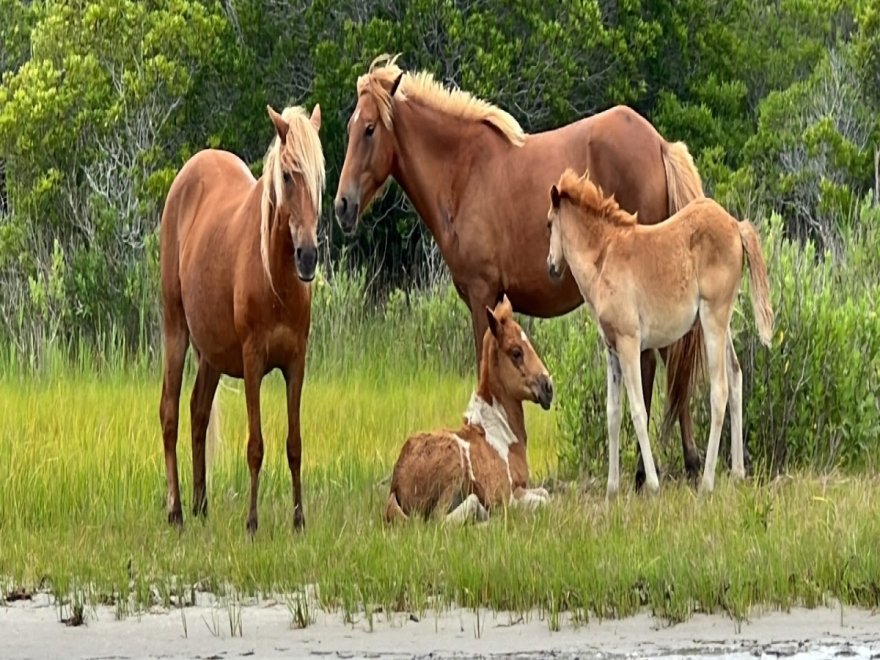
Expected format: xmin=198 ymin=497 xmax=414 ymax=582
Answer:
xmin=365 ymin=124 xmax=375 ymax=137
xmin=283 ymin=172 xmax=292 ymax=184
xmin=511 ymin=347 xmax=523 ymax=362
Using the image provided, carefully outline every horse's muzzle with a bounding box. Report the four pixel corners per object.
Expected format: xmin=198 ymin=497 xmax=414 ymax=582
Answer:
xmin=334 ymin=196 xmax=359 ymax=236
xmin=295 ymin=244 xmax=318 ymax=282
xmin=547 ymin=261 xmax=563 ymax=281
xmin=534 ymin=375 xmax=554 ymax=410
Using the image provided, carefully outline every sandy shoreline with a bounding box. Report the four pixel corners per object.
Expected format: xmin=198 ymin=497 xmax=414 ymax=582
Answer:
xmin=2 ymin=594 xmax=878 ymax=659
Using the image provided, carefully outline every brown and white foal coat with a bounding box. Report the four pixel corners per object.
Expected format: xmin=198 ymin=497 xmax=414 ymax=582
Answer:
xmin=385 ymin=297 xmax=554 ymax=523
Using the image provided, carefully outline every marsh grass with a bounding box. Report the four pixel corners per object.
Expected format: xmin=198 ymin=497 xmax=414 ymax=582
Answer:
xmin=1 ymin=354 xmax=879 ymax=628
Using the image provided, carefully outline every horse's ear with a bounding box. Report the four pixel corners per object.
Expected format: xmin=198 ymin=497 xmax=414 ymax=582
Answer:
xmin=390 ymin=72 xmax=404 ymax=98
xmin=310 ymin=104 xmax=322 ymax=132
xmin=486 ymin=306 xmax=499 ymax=338
xmin=550 ymin=185 xmax=561 ymax=208
xmin=267 ymin=105 xmax=289 ymax=144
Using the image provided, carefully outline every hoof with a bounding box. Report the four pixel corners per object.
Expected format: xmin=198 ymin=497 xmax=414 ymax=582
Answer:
xmin=192 ymin=501 xmax=207 ymax=518
xmin=246 ymin=517 xmax=258 ymax=537
xmin=167 ymin=510 xmax=183 ymax=527
xmin=293 ymin=507 xmax=306 ymax=532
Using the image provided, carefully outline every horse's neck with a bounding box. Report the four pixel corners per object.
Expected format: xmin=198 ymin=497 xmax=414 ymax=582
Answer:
xmin=473 ymin=345 xmax=528 ymax=447
xmin=565 ymin=217 xmax=618 ymax=303
xmin=391 ymin=101 xmax=497 ymax=255
xmin=465 ymin=390 xmax=527 ymax=449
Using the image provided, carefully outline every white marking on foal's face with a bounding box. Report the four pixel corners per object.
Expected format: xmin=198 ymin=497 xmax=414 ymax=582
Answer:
xmin=352 ymin=108 xmax=361 ymax=124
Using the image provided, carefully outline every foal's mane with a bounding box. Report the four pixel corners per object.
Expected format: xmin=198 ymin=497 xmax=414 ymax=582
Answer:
xmin=358 ymin=54 xmax=526 ymax=146
xmin=260 ymin=106 xmax=326 ymax=287
xmin=557 ymin=169 xmax=636 ymax=227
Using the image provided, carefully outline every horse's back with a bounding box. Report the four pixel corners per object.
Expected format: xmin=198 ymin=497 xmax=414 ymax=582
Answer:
xmin=389 ymin=432 xmax=471 ymax=518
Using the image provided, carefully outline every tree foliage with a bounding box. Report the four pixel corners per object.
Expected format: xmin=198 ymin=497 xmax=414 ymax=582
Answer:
xmin=0 ymin=0 xmax=877 ymax=346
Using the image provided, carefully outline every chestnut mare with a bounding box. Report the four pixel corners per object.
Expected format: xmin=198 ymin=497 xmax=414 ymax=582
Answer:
xmin=546 ymin=170 xmax=773 ymax=497
xmin=334 ymin=55 xmax=706 ymax=487
xmin=159 ymin=104 xmax=325 ymax=534
xmin=385 ymin=295 xmax=554 ymax=524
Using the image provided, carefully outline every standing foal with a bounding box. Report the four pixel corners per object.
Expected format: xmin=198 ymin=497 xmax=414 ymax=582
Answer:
xmin=546 ymin=169 xmax=773 ymax=498
xmin=385 ymin=296 xmax=554 ymax=523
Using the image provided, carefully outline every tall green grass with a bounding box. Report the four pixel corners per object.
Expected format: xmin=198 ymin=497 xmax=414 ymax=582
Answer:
xmin=1 ymin=210 xmax=879 ymax=625
xmin=1 ymin=350 xmax=879 ymax=624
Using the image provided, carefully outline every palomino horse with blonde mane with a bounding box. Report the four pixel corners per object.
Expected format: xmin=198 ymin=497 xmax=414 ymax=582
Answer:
xmin=546 ymin=169 xmax=773 ymax=497
xmin=335 ymin=54 xmax=706 ymax=488
xmin=159 ymin=104 xmax=324 ymax=533
xmin=385 ymin=295 xmax=554 ymax=523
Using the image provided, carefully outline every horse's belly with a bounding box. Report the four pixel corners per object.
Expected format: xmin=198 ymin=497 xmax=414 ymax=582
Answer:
xmin=640 ymin=298 xmax=699 ymax=350
xmin=180 ymin=282 xmax=242 ymax=375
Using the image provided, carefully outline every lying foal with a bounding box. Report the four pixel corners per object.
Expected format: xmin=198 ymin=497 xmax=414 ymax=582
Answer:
xmin=385 ymin=296 xmax=554 ymax=524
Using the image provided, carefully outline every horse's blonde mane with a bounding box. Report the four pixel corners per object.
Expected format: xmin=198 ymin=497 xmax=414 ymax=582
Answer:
xmin=260 ymin=106 xmax=326 ymax=289
xmin=557 ymin=169 xmax=636 ymax=227
xmin=358 ymin=54 xmax=526 ymax=146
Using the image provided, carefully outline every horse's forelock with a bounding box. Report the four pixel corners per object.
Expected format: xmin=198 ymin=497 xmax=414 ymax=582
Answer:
xmin=259 ymin=106 xmax=327 ymax=290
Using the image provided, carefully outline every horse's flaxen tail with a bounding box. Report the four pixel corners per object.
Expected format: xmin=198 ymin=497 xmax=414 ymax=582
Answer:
xmin=660 ymin=141 xmax=706 ymax=437
xmin=738 ymin=221 xmax=774 ymax=347
xmin=205 ymin=389 xmax=221 ymax=484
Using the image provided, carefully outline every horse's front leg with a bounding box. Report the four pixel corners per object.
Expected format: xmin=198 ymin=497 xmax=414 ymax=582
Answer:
xmin=605 ymin=349 xmax=624 ymax=501
xmin=464 ymin=282 xmax=499 ymax=372
xmin=617 ymin=337 xmax=660 ymax=495
xmin=511 ymin=487 xmax=550 ymax=509
xmin=242 ymin=347 xmax=266 ymax=535
xmin=284 ymin=351 xmax=307 ymax=532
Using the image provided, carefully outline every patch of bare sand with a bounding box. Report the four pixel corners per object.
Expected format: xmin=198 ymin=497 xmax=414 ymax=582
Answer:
xmin=1 ymin=594 xmax=878 ymax=659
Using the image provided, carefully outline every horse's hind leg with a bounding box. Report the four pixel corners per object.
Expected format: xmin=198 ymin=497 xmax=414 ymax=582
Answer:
xmin=190 ymin=357 xmax=221 ymax=518
xmin=444 ymin=493 xmax=488 ymax=525
xmin=635 ymin=350 xmax=657 ymax=491
xmin=618 ymin=337 xmax=660 ymax=495
xmin=657 ymin=345 xmax=702 ymax=484
xmin=698 ymin=308 xmax=730 ymax=494
xmin=726 ymin=333 xmax=745 ymax=480
xmin=160 ymin=314 xmax=189 ymax=526
xmin=242 ymin=344 xmax=267 ymax=535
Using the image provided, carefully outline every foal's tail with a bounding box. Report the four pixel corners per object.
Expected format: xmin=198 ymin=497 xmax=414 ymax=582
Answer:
xmin=738 ymin=221 xmax=774 ymax=347
xmin=205 ymin=388 xmax=222 ymax=483
xmin=384 ymin=491 xmax=409 ymax=525
xmin=660 ymin=141 xmax=706 ymax=437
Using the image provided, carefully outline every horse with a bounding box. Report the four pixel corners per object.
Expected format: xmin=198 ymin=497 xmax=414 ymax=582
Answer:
xmin=159 ymin=104 xmax=325 ymax=534
xmin=546 ymin=169 xmax=774 ymax=497
xmin=385 ymin=295 xmax=554 ymax=524
xmin=333 ymin=54 xmax=706 ymax=489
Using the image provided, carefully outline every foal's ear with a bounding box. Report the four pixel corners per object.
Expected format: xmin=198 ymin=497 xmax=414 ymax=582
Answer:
xmin=310 ymin=104 xmax=322 ymax=132
xmin=550 ymin=185 xmax=561 ymax=208
xmin=267 ymin=105 xmax=289 ymax=144
xmin=486 ymin=306 xmax=500 ymax=338
xmin=390 ymin=72 xmax=404 ymax=98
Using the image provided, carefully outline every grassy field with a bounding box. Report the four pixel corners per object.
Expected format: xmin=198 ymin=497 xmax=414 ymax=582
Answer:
xmin=1 ymin=354 xmax=879 ymax=630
